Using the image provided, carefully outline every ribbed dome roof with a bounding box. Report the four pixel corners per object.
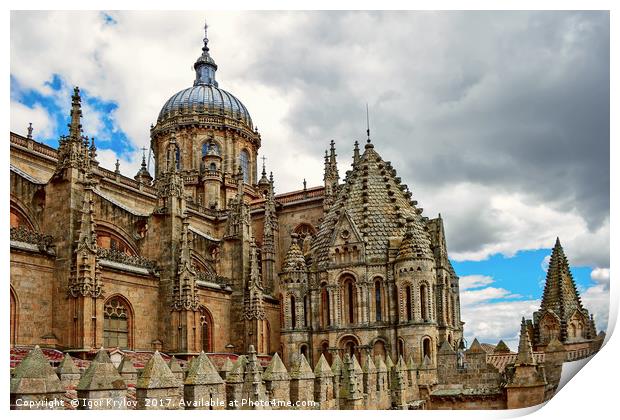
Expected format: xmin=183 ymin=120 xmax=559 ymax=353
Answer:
xmin=157 ymin=24 xmax=253 ymax=129
xmin=158 ymin=85 xmax=253 ymax=127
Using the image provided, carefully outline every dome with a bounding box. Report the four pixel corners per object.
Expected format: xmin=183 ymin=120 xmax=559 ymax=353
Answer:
xmin=156 ymin=24 xmax=253 ymax=129
xmin=158 ymin=85 xmax=253 ymax=128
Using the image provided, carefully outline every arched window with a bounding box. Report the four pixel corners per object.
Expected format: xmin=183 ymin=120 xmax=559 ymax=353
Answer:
xmin=263 ymin=319 xmax=271 ymax=354
xmin=10 ymin=206 xmax=34 ymax=230
xmin=199 ymin=306 xmax=213 ymax=352
xmin=175 ymin=146 xmax=181 ymax=170
xmin=321 ymin=341 xmax=332 ymax=364
xmin=420 ymin=284 xmax=428 ymax=321
xmin=422 ymin=337 xmax=432 ymax=361
xmin=375 ymin=280 xmax=383 ymax=322
xmin=209 ymin=162 xmax=217 ymax=172
xmin=279 ymin=294 xmax=285 ymax=328
xmin=373 ymin=340 xmax=386 ymax=361
xmin=239 ymin=149 xmax=250 ymax=183
xmin=398 ymin=338 xmax=405 ymax=358
xmin=290 ymin=295 xmax=296 ymax=329
xmin=321 ymin=285 xmax=330 ymax=327
xmin=96 ymin=230 xmax=136 ymax=255
xmin=303 ymin=295 xmax=309 ymax=327
xmin=342 ymin=276 xmax=357 ymax=325
xmin=300 ymin=344 xmax=308 ymax=360
xmin=103 ymin=296 xmax=131 ymax=349
xmin=405 ymin=285 xmax=413 ymax=321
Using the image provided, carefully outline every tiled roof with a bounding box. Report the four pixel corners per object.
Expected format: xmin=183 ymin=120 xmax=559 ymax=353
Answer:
xmin=311 ymin=142 xmax=431 ymax=267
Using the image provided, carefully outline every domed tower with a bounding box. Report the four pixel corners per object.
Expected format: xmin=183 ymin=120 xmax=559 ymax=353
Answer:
xmin=150 ymin=25 xmax=261 ymax=208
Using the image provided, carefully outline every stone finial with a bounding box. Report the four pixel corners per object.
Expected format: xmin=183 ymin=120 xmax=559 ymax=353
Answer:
xmin=10 ymin=345 xmax=64 ymax=395
xmin=406 ymin=354 xmax=417 ymax=371
xmin=114 ymin=159 xmax=120 ymax=174
xmin=117 ymin=356 xmax=137 ymax=375
xmin=467 ymin=338 xmax=486 ymax=354
xmin=421 ymin=355 xmax=432 ymax=368
xmin=57 ymin=353 xmax=80 ymax=375
xmin=363 ymin=353 xmax=376 ymax=374
xmin=168 ymin=356 xmax=184 ymax=374
xmin=314 ymin=354 xmax=334 ymax=377
xmin=494 ymin=340 xmax=512 ymax=354
xmin=516 ymin=318 xmax=536 ymax=366
xmin=330 ymin=353 xmax=343 ymax=376
xmin=438 ymin=340 xmax=455 ymax=354
xmin=137 ymin=351 xmax=179 ymax=389
xmin=220 ymin=357 xmax=234 ymax=379
xmin=374 ymin=356 xmax=387 ymax=373
xmin=263 ymin=352 xmax=289 ymax=381
xmin=290 ymin=353 xmax=314 ymax=380
xmin=227 ymin=355 xmax=247 ymax=383
xmin=27 ymin=122 xmax=33 ymax=139
xmin=185 ymin=351 xmax=224 ymax=385
xmin=77 ymin=347 xmax=126 ymax=391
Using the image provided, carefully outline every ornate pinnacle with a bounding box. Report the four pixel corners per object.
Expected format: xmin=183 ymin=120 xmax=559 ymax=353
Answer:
xmin=27 ymin=122 xmax=33 ymax=139
xmin=68 ymin=86 xmax=83 ymax=141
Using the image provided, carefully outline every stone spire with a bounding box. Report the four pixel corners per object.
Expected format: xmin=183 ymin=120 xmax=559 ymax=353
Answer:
xmin=172 ymin=220 xmax=199 ymax=311
xmin=352 ymin=140 xmax=360 ymax=165
xmin=397 ymin=216 xmax=434 ymax=260
xmin=69 ymin=86 xmax=83 ymax=141
xmin=68 ymin=180 xmax=102 ymax=298
xmin=282 ymin=234 xmax=306 ymax=273
xmin=135 ymin=147 xmax=153 ymax=184
xmin=193 ymin=22 xmax=218 ymax=87
xmin=539 ymin=238 xmax=585 ymax=324
xmin=323 ymin=140 xmax=340 ymax=202
xmin=516 ymin=317 xmax=535 ymax=366
xmin=261 ymin=167 xmax=277 ymax=291
xmin=244 ymin=239 xmax=266 ymax=321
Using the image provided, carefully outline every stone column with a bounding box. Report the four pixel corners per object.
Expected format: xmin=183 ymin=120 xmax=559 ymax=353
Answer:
xmin=340 ymin=354 xmax=363 ymax=410
xmin=76 ymin=347 xmax=127 ymax=410
xmin=135 ymin=351 xmax=182 ymax=410
xmin=239 ymin=345 xmax=270 ymax=410
xmin=374 ymin=356 xmax=390 ymax=409
xmin=330 ymin=352 xmax=343 ymax=409
xmin=390 ymin=356 xmax=407 ymax=409
xmin=184 ymin=351 xmax=226 ymax=410
xmin=10 ymin=346 xmax=65 ymax=410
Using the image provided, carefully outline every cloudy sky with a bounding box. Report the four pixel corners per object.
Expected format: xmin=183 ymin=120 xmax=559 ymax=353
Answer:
xmin=10 ymin=11 xmax=610 ymax=350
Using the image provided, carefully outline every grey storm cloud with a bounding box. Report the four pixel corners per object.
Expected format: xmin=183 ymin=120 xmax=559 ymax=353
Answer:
xmin=229 ymin=11 xmax=609 ymax=260
xmin=9 ymin=10 xmax=609 ymax=266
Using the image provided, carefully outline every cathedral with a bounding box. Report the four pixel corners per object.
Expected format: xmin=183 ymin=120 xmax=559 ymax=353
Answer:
xmin=9 ymin=26 xmax=604 ymax=410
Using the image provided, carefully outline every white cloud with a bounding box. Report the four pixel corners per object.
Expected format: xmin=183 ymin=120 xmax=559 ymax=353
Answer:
xmin=460 ymin=287 xmax=521 ymax=306
xmin=591 ymin=267 xmax=610 ymax=285
xmin=10 ymin=100 xmax=56 ymax=139
xmin=581 ymin=284 xmax=609 ymax=333
xmin=459 ymin=274 xmax=494 ymax=290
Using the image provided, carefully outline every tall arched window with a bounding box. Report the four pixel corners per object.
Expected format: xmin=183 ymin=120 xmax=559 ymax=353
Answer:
xmin=321 ymin=285 xmax=331 ymax=327
xmin=199 ymin=306 xmax=213 ymax=352
xmin=239 ymin=149 xmax=250 ymax=183
xmin=398 ymin=338 xmax=405 ymax=358
xmin=420 ymin=284 xmax=428 ymax=321
xmin=405 ymin=285 xmax=413 ymax=321
xmin=422 ymin=337 xmax=432 ymax=361
xmin=279 ymin=293 xmax=284 ymax=328
xmin=342 ymin=277 xmax=357 ymax=325
xmin=202 ymin=142 xmax=220 ymax=157
xmin=303 ymin=295 xmax=309 ymax=327
xmin=103 ymin=296 xmax=131 ymax=349
xmin=375 ymin=280 xmax=383 ymax=322
xmin=263 ymin=319 xmax=271 ymax=354
xmin=175 ymin=146 xmax=181 ymax=170
xmin=290 ymin=295 xmax=296 ymax=329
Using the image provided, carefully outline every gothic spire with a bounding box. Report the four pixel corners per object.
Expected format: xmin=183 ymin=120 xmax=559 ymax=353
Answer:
xmin=69 ymin=87 xmax=83 ymax=141
xmin=539 ymin=237 xmax=584 ymax=321
xmin=516 ymin=317 xmax=535 ymax=365
xmin=193 ymin=22 xmax=218 ymax=87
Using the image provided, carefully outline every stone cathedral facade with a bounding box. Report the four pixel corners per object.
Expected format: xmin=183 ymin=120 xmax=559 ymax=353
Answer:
xmin=9 ymin=28 xmax=463 ymax=368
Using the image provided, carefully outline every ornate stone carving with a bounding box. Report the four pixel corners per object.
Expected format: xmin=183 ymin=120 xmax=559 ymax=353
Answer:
xmin=10 ymin=225 xmax=54 ymax=254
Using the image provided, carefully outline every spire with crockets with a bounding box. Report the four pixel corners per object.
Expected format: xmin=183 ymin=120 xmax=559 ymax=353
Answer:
xmin=539 ymin=237 xmax=585 ymax=322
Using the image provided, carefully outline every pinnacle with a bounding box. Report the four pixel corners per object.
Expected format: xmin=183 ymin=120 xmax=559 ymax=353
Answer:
xmin=263 ymin=352 xmax=290 ymax=381
xmin=516 ymin=318 xmax=535 ymax=365
xmin=185 ymin=351 xmax=223 ymax=385
xmin=314 ymin=353 xmax=334 ymax=377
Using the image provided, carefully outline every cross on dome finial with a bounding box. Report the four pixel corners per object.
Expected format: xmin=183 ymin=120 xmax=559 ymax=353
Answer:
xmin=193 ymin=21 xmax=218 ymax=87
